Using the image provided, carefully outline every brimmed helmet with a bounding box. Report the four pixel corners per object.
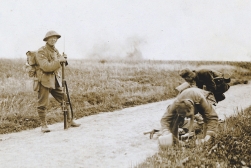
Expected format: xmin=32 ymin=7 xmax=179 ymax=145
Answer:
xmin=175 ymin=99 xmax=194 ymax=117
xmin=43 ymin=30 xmax=61 ymax=41
xmin=179 ymin=68 xmax=195 ymax=78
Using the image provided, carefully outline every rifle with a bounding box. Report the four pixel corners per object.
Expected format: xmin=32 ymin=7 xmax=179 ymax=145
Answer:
xmin=143 ymin=129 xmax=160 ymax=139
xmin=65 ymin=79 xmax=74 ymax=123
xmin=62 ymin=52 xmax=68 ymax=129
xmin=61 ymin=37 xmax=75 ymax=129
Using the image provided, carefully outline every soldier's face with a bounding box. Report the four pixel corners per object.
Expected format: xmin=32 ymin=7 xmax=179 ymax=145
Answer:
xmin=26 ymin=52 xmax=30 ymax=56
xmin=184 ymin=75 xmax=194 ymax=83
xmin=47 ymin=36 xmax=58 ymax=46
xmin=185 ymin=106 xmax=194 ymax=118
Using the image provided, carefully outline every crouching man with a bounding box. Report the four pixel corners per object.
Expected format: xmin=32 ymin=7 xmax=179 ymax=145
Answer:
xmin=159 ymin=87 xmax=219 ymax=148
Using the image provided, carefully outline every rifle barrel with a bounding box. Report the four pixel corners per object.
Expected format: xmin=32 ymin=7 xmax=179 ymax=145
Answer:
xmin=62 ymin=62 xmax=67 ymax=129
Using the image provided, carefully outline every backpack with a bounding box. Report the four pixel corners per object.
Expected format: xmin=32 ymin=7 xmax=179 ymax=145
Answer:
xmin=25 ymin=51 xmax=37 ymax=77
xmin=25 ymin=51 xmax=40 ymax=91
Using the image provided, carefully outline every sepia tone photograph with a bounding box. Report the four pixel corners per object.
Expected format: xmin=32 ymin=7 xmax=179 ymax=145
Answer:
xmin=0 ymin=0 xmax=250 ymax=167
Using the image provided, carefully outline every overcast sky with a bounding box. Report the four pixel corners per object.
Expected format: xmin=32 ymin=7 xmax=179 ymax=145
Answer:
xmin=1 ymin=0 xmax=251 ymax=61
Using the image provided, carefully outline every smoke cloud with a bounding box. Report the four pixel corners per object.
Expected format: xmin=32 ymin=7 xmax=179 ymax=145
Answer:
xmin=86 ymin=36 xmax=146 ymax=60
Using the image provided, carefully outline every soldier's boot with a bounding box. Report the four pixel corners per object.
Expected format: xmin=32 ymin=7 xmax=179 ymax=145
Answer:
xmin=41 ymin=122 xmax=50 ymax=133
xmin=67 ymin=106 xmax=81 ymax=128
xmin=38 ymin=110 xmax=50 ymax=133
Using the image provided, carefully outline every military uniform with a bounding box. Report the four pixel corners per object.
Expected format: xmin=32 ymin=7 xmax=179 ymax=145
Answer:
xmin=179 ymin=68 xmax=230 ymax=103
xmin=160 ymin=88 xmax=219 ymax=141
xmin=194 ymin=69 xmax=229 ymax=102
xmin=35 ymin=31 xmax=80 ymax=132
xmin=194 ymin=69 xmax=222 ymax=92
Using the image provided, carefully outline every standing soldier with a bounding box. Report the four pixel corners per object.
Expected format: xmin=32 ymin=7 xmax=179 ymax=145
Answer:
xmin=35 ymin=30 xmax=80 ymax=133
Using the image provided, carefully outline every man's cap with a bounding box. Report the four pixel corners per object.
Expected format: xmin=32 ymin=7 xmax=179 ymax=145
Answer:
xmin=43 ymin=30 xmax=61 ymax=41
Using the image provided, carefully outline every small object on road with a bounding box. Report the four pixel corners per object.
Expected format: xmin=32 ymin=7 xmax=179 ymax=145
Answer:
xmin=143 ymin=129 xmax=160 ymax=139
xmin=0 ymin=137 xmax=10 ymax=141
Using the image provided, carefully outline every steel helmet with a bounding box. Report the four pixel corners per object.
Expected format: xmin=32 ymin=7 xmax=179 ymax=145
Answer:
xmin=43 ymin=30 xmax=61 ymax=41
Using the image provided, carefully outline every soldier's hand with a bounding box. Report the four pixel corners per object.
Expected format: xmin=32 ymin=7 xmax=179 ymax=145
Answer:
xmin=181 ymin=132 xmax=195 ymax=139
xmin=62 ymin=53 xmax=67 ymax=59
xmin=58 ymin=56 xmax=67 ymax=63
xmin=195 ymin=135 xmax=211 ymax=145
xmin=178 ymin=128 xmax=185 ymax=134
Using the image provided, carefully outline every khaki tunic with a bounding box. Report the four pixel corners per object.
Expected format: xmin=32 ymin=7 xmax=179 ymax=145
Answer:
xmin=160 ymin=87 xmax=219 ymax=139
xmin=36 ymin=43 xmax=62 ymax=89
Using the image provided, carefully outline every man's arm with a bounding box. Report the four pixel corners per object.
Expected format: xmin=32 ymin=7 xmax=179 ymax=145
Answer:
xmin=199 ymin=96 xmax=218 ymax=137
xmin=160 ymin=104 xmax=177 ymax=135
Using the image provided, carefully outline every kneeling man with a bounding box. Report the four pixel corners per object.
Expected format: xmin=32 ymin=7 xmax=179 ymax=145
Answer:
xmin=159 ymin=87 xmax=218 ymax=147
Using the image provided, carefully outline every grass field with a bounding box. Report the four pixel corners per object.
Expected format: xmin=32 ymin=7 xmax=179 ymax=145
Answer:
xmin=1 ymin=58 xmax=251 ymax=167
xmin=0 ymin=58 xmax=251 ymax=133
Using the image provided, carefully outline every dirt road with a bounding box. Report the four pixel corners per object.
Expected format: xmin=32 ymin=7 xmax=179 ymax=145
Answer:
xmin=1 ymin=83 xmax=251 ymax=168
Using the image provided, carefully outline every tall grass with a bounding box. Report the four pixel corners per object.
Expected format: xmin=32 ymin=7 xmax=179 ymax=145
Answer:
xmin=0 ymin=58 xmax=251 ymax=133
